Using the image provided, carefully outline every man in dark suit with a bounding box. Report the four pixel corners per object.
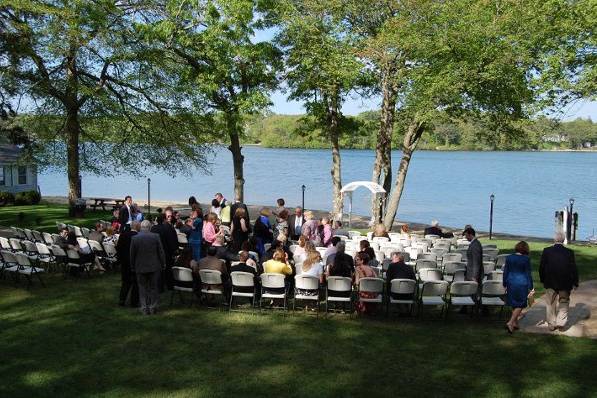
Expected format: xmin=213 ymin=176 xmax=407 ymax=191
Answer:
xmin=118 ymin=195 xmax=134 ymax=232
xmin=540 ymin=232 xmax=579 ymax=331
xmin=287 ymin=207 xmax=305 ymax=241
xmin=130 ymin=220 xmax=166 ymax=315
xmin=424 ymin=220 xmax=444 ymax=237
xmin=151 ymin=211 xmax=179 ymax=290
xmin=117 ymin=221 xmax=140 ymax=307
xmin=462 ymin=227 xmax=483 ymax=314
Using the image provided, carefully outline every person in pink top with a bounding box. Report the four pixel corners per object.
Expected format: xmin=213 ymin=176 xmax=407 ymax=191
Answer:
xmin=320 ymin=217 xmax=333 ymax=247
xmin=202 ymin=212 xmax=220 ymax=246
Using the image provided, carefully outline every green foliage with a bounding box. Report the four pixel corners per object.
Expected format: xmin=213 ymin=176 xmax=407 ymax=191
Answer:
xmin=14 ymin=190 xmax=41 ymax=206
xmin=0 ymin=204 xmax=111 ymax=232
xmin=0 ymin=191 xmax=15 ymax=206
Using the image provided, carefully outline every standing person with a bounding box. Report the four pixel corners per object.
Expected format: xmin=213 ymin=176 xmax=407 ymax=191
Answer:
xmin=288 ymin=207 xmax=305 ymax=241
xmin=202 ymin=212 xmax=221 ymax=249
xmin=539 ymin=232 xmax=579 ymax=331
xmin=214 ymin=192 xmax=228 ymax=209
xmin=462 ymin=227 xmax=483 ymax=314
xmin=253 ymin=208 xmax=274 ymax=257
xmin=188 ymin=196 xmax=199 ymax=208
xmin=130 ymin=220 xmax=166 ymax=315
xmin=150 ymin=211 xmax=178 ymax=291
xmin=117 ymin=221 xmax=140 ymax=307
xmin=118 ymin=195 xmax=134 ymax=232
xmin=189 ymin=207 xmax=203 ymax=261
xmin=503 ymin=241 xmax=534 ymax=333
xmin=274 ymin=209 xmax=289 ymax=241
xmin=230 ymin=207 xmax=250 ymax=252
xmin=320 ymin=217 xmax=333 ymax=247
xmin=273 ymin=198 xmax=286 ymax=221
xmin=210 ymin=199 xmax=221 ymax=217
xmin=301 ymin=211 xmax=320 ymax=244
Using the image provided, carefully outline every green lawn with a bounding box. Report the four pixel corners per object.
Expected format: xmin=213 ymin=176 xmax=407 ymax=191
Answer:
xmin=0 ymin=203 xmax=112 ymax=232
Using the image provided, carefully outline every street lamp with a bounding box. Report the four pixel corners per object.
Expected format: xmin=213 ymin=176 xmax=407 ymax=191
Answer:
xmin=147 ymin=178 xmax=151 ymax=217
xmin=301 ymin=185 xmax=306 ymax=211
xmin=489 ymin=194 xmax=495 ymax=240
xmin=568 ymin=197 xmax=575 ymax=242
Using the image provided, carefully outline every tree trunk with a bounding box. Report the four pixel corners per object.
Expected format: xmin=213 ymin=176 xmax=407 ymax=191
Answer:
xmin=227 ymin=116 xmax=244 ymax=203
xmin=65 ymin=109 xmax=82 ymax=213
xmin=383 ymin=119 xmax=425 ymax=231
xmin=371 ymin=66 xmax=398 ymax=223
xmin=328 ymin=94 xmax=343 ymax=219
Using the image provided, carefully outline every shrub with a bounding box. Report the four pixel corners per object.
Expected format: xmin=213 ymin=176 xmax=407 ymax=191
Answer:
xmin=14 ymin=190 xmax=42 ymax=205
xmin=0 ymin=191 xmax=15 ymax=206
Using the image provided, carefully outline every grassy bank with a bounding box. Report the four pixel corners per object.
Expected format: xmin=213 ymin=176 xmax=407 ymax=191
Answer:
xmin=1 ymin=273 xmax=596 ymax=398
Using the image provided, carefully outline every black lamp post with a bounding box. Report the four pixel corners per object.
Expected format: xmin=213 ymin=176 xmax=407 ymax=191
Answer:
xmin=489 ymin=194 xmax=495 ymax=240
xmin=568 ymin=197 xmax=574 ymax=242
xmin=147 ymin=178 xmax=151 ymax=217
xmin=301 ymin=184 xmax=306 ymax=211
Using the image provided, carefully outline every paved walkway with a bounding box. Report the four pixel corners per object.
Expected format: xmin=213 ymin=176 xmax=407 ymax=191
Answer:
xmin=518 ymin=280 xmax=596 ymax=338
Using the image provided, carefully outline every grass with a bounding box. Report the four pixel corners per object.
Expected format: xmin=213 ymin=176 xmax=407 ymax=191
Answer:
xmin=1 ymin=273 xmax=597 ymax=398
xmin=0 ymin=203 xmax=112 ymax=232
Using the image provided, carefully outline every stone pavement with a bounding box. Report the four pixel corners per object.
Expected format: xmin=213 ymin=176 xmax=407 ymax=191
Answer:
xmin=518 ymin=280 xmax=596 ymax=338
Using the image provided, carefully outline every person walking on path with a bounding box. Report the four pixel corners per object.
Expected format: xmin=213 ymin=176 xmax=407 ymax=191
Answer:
xmin=131 ymin=220 xmax=166 ymax=315
xmin=462 ymin=227 xmax=483 ymax=314
xmin=539 ymin=232 xmax=579 ymax=331
xmin=503 ymin=241 xmax=534 ymax=333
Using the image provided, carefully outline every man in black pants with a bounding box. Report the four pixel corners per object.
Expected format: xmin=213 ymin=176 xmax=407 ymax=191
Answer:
xmin=151 ymin=210 xmax=178 ymax=291
xmin=116 ymin=221 xmax=140 ymax=307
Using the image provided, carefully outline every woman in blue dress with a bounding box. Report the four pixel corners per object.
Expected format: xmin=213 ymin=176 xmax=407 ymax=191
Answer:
xmin=189 ymin=207 xmax=203 ymax=261
xmin=503 ymin=241 xmax=534 ymax=333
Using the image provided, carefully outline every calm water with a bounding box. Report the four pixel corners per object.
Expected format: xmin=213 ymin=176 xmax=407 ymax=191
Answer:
xmin=39 ymin=147 xmax=597 ymax=239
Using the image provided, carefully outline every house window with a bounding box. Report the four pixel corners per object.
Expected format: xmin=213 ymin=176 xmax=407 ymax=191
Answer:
xmin=18 ymin=166 xmax=27 ymax=185
xmin=0 ymin=167 xmax=5 ymax=186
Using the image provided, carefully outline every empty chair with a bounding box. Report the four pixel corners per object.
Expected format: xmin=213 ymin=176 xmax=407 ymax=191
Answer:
xmin=442 ymin=253 xmax=462 ymax=263
xmin=495 ymin=254 xmax=509 ymax=269
xmin=35 ymin=242 xmax=56 ymax=271
xmin=374 ymin=250 xmax=385 ymax=263
xmin=348 ymin=231 xmax=361 ymax=239
xmin=372 ymin=237 xmax=389 ymax=244
xmin=480 ymin=280 xmax=507 ymax=317
xmin=73 ymin=226 xmax=83 ymax=237
xmin=443 ymin=261 xmax=466 ymax=282
xmin=487 ymin=270 xmax=504 ymax=281
xmin=415 ymin=259 xmax=437 ymax=271
xmin=388 ymin=233 xmax=401 ymax=242
xmin=419 ymin=268 xmax=443 ymax=282
xmin=419 ymin=280 xmax=449 ymax=317
xmin=294 ymin=274 xmax=320 ymax=312
xmin=357 ymin=277 xmax=384 ymax=310
xmin=1 ymin=250 xmax=19 ymax=279
xmin=447 ymin=281 xmax=479 ymax=314
xmin=81 ymin=227 xmax=90 ymax=238
xmin=66 ymin=249 xmax=92 ymax=277
xmin=455 ymin=248 xmax=469 ymax=259
xmin=170 ymin=266 xmax=196 ymax=305
xmin=15 ymin=252 xmax=45 ymax=288
xmin=23 ymin=229 xmax=36 ymax=242
xmin=430 ymin=248 xmax=448 ymax=259
xmin=415 ymin=242 xmax=429 ymax=252
xmin=387 ymin=279 xmax=417 ymax=315
xmin=433 ymin=240 xmax=451 ymax=249
xmin=260 ymin=273 xmax=287 ymax=310
xmin=199 ymin=269 xmax=225 ymax=307
xmin=21 ymin=240 xmax=39 ymax=260
xmin=42 ymin=232 xmax=54 ymax=245
xmin=418 ymin=253 xmax=437 ymax=262
xmin=483 ymin=261 xmax=496 ymax=276
xmin=0 ymin=237 xmax=12 ymax=251
xmin=9 ymin=238 xmax=23 ymax=252
xmin=482 ymin=244 xmax=498 ymax=250
xmin=452 ymin=269 xmax=466 ymax=282
xmin=424 ymin=234 xmax=440 ymax=241
xmin=230 ymin=271 xmax=257 ymax=309
xmin=456 ymin=239 xmax=469 ymax=246
xmin=31 ymin=230 xmax=44 ymax=243
xmin=326 ymin=276 xmax=353 ymax=313
xmin=11 ymin=227 xmax=26 ymax=239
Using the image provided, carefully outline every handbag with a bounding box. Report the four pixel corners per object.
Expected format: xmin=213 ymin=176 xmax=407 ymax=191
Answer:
xmin=527 ymin=289 xmax=536 ymax=306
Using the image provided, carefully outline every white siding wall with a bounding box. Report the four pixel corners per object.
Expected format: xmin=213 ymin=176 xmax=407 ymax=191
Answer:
xmin=0 ymin=163 xmax=38 ymax=194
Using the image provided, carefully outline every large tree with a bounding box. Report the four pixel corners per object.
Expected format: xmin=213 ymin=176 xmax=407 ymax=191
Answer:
xmin=0 ymin=1 xmax=210 ymax=211
xmin=275 ymin=0 xmax=365 ymax=217
xmin=140 ymin=0 xmax=281 ymax=203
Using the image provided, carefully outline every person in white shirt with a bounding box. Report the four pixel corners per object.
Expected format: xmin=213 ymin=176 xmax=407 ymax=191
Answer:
xmin=288 ymin=206 xmax=305 ymax=241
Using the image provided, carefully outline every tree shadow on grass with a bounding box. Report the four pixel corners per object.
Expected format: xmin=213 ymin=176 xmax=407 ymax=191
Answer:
xmin=1 ymin=274 xmax=596 ymax=398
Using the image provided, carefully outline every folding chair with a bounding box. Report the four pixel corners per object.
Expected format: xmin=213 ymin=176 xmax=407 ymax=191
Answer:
xmin=357 ymin=277 xmax=384 ymax=314
xmin=481 ymin=280 xmax=507 ymax=318
xmin=417 ymin=253 xmax=437 ymax=262
xmin=21 ymin=240 xmax=39 ymax=261
xmin=487 ymin=270 xmax=504 ymax=281
xmin=66 ymin=249 xmax=92 ymax=277
xmin=198 ymin=269 xmax=225 ymax=309
xmin=31 ymin=230 xmax=44 ymax=243
xmin=171 ymin=266 xmax=195 ymax=306
xmin=387 ymin=279 xmax=417 ymax=316
xmin=81 ymin=227 xmax=90 ymax=238
xmin=230 ymin=271 xmax=256 ymax=310
xmin=0 ymin=237 xmax=12 ymax=251
xmin=293 ymin=274 xmax=320 ymax=313
xmin=419 ymin=280 xmax=449 ymax=318
xmin=415 ymin=259 xmax=438 ymax=271
xmin=495 ymin=254 xmax=509 ymax=270
xmin=9 ymin=238 xmax=23 ymax=252
xmin=419 ymin=268 xmax=443 ymax=282
xmin=325 ymin=276 xmax=353 ymax=313
xmin=443 ymin=261 xmax=466 ymax=282
xmin=442 ymin=253 xmax=462 ymax=263
xmin=447 ymin=281 xmax=478 ymax=316
xmin=102 ymin=242 xmax=119 ymax=269
xmin=15 ymin=252 xmax=46 ymax=288
xmin=42 ymin=232 xmax=54 ymax=246
xmin=35 ymin=242 xmax=56 ymax=272
xmin=23 ymin=229 xmax=36 ymax=242
xmin=1 ymin=250 xmax=19 ymax=280
xmin=49 ymin=245 xmax=68 ymax=272
xmin=260 ymin=273 xmax=287 ymax=311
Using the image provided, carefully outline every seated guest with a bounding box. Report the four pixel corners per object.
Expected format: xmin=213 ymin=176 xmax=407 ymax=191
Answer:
xmin=332 ymin=220 xmax=349 ymax=237
xmin=263 ymin=248 xmax=292 ymax=276
xmin=241 ymin=239 xmax=259 ymax=268
xmin=400 ymin=224 xmax=410 ymax=235
xmin=326 ymin=242 xmax=354 ymax=298
xmin=231 ymin=251 xmax=258 ymax=275
xmin=354 ymin=252 xmax=378 ymax=314
xmin=324 ymin=236 xmax=341 ymax=260
xmin=212 ymin=235 xmax=238 ymax=265
xmin=192 ymin=245 xmax=229 ymax=290
xmin=358 ymin=240 xmax=378 ymax=267
xmin=372 ymin=223 xmax=390 ymax=238
xmin=424 ymin=220 xmax=444 ymax=237
xmin=176 ymin=218 xmax=193 ymax=237
xmin=88 ymin=223 xmax=105 ymax=243
xmin=320 ymin=217 xmax=333 ymax=247
xmin=326 ymin=241 xmax=354 ymax=270
xmin=301 ymin=210 xmax=320 ymax=244
xmin=294 ymin=235 xmax=308 ymax=259
xmin=103 ymin=227 xmax=118 ymax=245
xmin=385 ymin=252 xmax=417 ymax=300
xmin=264 ymin=238 xmax=293 ymax=263
xmin=300 ymin=251 xmax=325 ymax=283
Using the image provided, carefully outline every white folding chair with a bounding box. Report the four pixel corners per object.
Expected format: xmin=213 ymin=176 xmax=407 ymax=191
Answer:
xmin=387 ymin=279 xmax=417 ymax=315
xmin=326 ymin=276 xmax=352 ymax=313
xmin=443 ymin=261 xmax=466 ymax=282
xmin=21 ymin=240 xmax=39 ymax=261
xmin=372 ymin=237 xmax=389 ymax=244
xmin=419 ymin=280 xmax=449 ymax=317
xmin=73 ymin=226 xmax=83 ymax=237
xmin=487 ymin=270 xmax=504 ymax=281
xmin=31 ymin=230 xmax=44 ymax=243
xmin=289 ymin=244 xmax=299 ymax=254
xmin=171 ymin=266 xmax=195 ymax=306
xmin=42 ymin=232 xmax=54 ymax=245
xmin=35 ymin=242 xmax=56 ymax=271
xmin=442 ymin=253 xmax=462 ymax=263
xmin=66 ymin=249 xmax=92 ymax=277
xmin=102 ymin=242 xmax=118 ymax=268
xmin=495 ymin=254 xmax=509 ymax=270
xmin=348 ymin=231 xmax=361 ymax=239
xmin=15 ymin=252 xmax=45 ymax=288
xmin=418 ymin=253 xmax=437 ymax=262
xmin=357 ymin=277 xmax=384 ymax=311
xmin=81 ymin=227 xmax=90 ymax=238
xmin=452 ymin=270 xmax=466 ymax=282
xmin=230 ymin=271 xmax=256 ymax=309
xmin=447 ymin=281 xmax=478 ymax=315
xmin=419 ymin=268 xmax=443 ymax=282
xmin=1 ymin=250 xmax=19 ymax=280
xmin=9 ymin=238 xmax=23 ymax=252
xmin=425 ymin=234 xmax=440 ymax=241
xmin=0 ymin=237 xmax=12 ymax=251
xmin=198 ymin=269 xmax=225 ymax=307
xmin=481 ymin=280 xmax=506 ymax=318
xmin=177 ymin=233 xmax=188 ymax=246
xmin=293 ymin=274 xmax=320 ymax=312
xmin=416 ymin=259 xmax=437 ymax=271
xmin=483 ymin=261 xmax=496 ymax=276
xmin=23 ymin=228 xmax=36 ymax=242
xmin=260 ymin=273 xmax=287 ymax=310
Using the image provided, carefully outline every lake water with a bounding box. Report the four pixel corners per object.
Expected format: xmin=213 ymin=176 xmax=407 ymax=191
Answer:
xmin=39 ymin=147 xmax=597 ymax=239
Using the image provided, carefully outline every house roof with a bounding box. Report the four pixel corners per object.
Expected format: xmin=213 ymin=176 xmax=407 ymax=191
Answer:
xmin=0 ymin=144 xmax=24 ymax=163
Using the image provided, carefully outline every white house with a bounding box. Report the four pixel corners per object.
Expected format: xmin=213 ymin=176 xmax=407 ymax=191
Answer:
xmin=0 ymin=144 xmax=38 ymax=194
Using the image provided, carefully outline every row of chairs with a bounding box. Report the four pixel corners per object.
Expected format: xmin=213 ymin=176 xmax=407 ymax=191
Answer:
xmin=171 ymin=268 xmax=506 ymax=317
